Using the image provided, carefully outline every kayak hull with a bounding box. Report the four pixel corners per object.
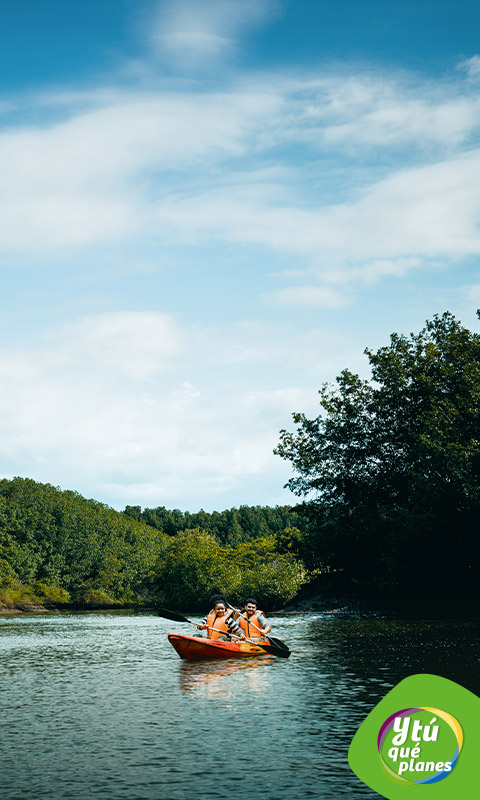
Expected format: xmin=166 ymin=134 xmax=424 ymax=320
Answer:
xmin=168 ymin=633 xmax=269 ymax=660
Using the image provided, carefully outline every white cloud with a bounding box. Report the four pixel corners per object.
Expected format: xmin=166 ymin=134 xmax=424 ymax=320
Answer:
xmin=459 ymin=55 xmax=480 ymax=80
xmin=150 ymin=0 xmax=281 ymax=67
xmin=346 ymin=257 xmax=426 ymax=285
xmin=51 ymin=312 xmax=182 ymax=380
xmin=154 ymin=148 xmax=480 ymax=275
xmin=292 ymin=74 xmax=480 ymax=150
xmin=1 ymin=311 xmax=351 ymax=509
xmin=0 ymin=88 xmax=284 ymax=251
xmin=322 ymin=95 xmax=480 ymax=150
xmin=1 ymin=59 xmax=480 ymax=292
xmin=466 ymin=283 xmax=480 ymax=303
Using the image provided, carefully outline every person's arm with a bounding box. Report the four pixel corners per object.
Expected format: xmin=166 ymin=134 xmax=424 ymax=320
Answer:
xmin=256 ymin=613 xmax=271 ymax=635
xmin=226 ymin=616 xmax=245 ymax=639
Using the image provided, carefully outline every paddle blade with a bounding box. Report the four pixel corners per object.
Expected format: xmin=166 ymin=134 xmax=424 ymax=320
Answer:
xmin=157 ymin=607 xmax=191 ymax=623
xmin=260 ymin=643 xmax=291 ymax=658
xmin=268 ymin=636 xmax=289 ymax=650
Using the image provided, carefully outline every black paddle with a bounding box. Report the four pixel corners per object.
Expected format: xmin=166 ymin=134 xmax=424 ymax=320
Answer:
xmin=158 ymin=607 xmax=198 ymax=624
xmin=157 ymin=607 xmax=290 ymax=658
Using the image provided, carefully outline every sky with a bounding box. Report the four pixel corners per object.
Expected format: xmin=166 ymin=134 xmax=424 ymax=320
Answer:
xmin=2 ymin=0 xmax=480 ymax=512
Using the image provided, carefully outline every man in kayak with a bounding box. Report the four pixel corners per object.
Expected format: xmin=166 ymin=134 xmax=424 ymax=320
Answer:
xmin=237 ymin=598 xmax=271 ymax=640
xmin=199 ymin=599 xmax=246 ymax=641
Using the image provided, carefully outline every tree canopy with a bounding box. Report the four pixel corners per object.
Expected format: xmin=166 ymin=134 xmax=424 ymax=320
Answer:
xmin=275 ymin=312 xmax=480 ymax=611
xmin=123 ymin=503 xmax=306 ymax=545
xmin=0 ymin=478 xmax=306 ymax=611
xmin=0 ymin=477 xmax=166 ymax=607
xmin=151 ymin=529 xmax=305 ymax=611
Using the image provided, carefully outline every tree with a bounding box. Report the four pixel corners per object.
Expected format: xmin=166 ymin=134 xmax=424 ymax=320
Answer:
xmin=275 ymin=312 xmax=480 ymax=610
xmin=229 ymin=536 xmax=306 ymax=609
xmin=150 ymin=530 xmax=306 ymax=611
xmin=151 ymin=529 xmax=238 ymax=610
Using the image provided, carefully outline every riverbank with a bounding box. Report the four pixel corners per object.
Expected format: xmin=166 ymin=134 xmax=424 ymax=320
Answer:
xmin=0 ymin=599 xmax=147 ymax=614
xmin=279 ymin=572 xmax=480 ymax=617
xmin=0 ymin=602 xmax=50 ymax=614
xmin=0 ymin=587 xmax=145 ymax=615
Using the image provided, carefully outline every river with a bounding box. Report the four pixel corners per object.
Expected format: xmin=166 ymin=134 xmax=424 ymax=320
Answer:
xmin=1 ymin=611 xmax=479 ymax=799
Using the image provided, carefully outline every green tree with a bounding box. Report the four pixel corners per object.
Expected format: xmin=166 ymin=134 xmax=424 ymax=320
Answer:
xmin=150 ymin=530 xmax=307 ymax=611
xmin=275 ymin=312 xmax=480 ymax=610
xmin=151 ymin=529 xmax=238 ymax=610
xmin=229 ymin=536 xmax=306 ymax=609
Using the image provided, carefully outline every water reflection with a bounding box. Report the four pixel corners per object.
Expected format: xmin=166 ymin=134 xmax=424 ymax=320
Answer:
xmin=300 ymin=616 xmax=480 ymax=697
xmin=178 ymin=655 xmax=274 ymax=695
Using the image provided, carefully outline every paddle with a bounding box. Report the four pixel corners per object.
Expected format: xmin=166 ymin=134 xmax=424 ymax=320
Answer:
xmin=256 ymin=640 xmax=290 ymax=657
xmin=157 ymin=607 xmax=290 ymax=658
xmin=158 ymin=607 xmax=199 ymax=625
xmin=225 ymin=601 xmax=290 ymax=652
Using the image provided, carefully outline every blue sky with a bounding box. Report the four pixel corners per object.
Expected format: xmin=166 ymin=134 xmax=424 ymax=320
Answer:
xmin=1 ymin=0 xmax=480 ymax=512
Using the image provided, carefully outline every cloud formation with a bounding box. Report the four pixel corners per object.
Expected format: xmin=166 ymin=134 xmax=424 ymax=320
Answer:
xmin=2 ymin=61 xmax=480 ymax=288
xmin=150 ymin=0 xmax=280 ymax=67
xmin=2 ymin=35 xmax=480 ymax=508
xmin=0 ymin=311 xmax=347 ymax=508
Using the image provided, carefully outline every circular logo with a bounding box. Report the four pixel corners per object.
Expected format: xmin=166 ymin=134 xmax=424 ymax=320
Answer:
xmin=378 ymin=707 xmax=463 ymax=784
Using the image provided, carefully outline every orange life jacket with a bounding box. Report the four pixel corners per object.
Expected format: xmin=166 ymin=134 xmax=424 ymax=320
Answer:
xmin=238 ymin=610 xmax=264 ymax=638
xmin=206 ymin=609 xmax=235 ymax=639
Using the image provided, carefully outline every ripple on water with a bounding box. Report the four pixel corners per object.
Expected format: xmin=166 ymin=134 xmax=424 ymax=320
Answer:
xmin=1 ymin=611 xmax=478 ymax=799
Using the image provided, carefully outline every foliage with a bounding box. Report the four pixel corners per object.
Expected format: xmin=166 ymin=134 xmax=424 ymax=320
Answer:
xmin=79 ymin=586 xmax=122 ymax=607
xmin=33 ymin=582 xmax=71 ymax=605
xmin=150 ymin=530 xmax=306 ymax=611
xmin=226 ymin=536 xmax=307 ymax=608
xmin=150 ymin=529 xmax=234 ymax=609
xmin=275 ymin=312 xmax=480 ymax=610
xmin=124 ymin=502 xmax=307 ymax=545
xmin=0 ymin=581 xmax=70 ymax=610
xmin=0 ymin=478 xmax=307 ymax=611
xmin=0 ymin=477 xmax=166 ymax=605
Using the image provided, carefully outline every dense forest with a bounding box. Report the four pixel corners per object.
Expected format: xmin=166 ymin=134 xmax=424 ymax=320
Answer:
xmin=276 ymin=311 xmax=480 ymax=613
xmin=123 ymin=503 xmax=306 ymax=544
xmin=2 ymin=311 xmax=479 ymax=616
xmin=0 ymin=478 xmax=306 ymax=611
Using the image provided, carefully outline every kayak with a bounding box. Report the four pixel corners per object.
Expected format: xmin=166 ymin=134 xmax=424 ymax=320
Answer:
xmin=168 ymin=633 xmax=271 ymax=660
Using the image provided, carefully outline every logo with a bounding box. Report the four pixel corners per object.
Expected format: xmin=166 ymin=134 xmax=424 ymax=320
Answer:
xmin=348 ymin=674 xmax=479 ymax=799
xmin=378 ymin=707 xmax=462 ymax=784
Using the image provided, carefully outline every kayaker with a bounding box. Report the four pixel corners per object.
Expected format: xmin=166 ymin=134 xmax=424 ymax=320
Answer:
xmin=199 ymin=600 xmax=246 ymax=641
xmin=237 ymin=598 xmax=271 ymax=640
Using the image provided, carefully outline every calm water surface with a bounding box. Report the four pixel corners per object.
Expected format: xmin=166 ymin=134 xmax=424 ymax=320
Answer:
xmin=1 ymin=612 xmax=479 ymax=800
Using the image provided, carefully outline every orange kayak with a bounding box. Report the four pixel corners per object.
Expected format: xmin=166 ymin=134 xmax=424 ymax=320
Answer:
xmin=168 ymin=633 xmax=270 ymax=660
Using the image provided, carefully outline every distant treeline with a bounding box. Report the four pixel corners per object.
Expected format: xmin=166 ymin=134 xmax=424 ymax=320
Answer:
xmin=123 ymin=503 xmax=307 ymax=545
xmin=0 ymin=477 xmax=307 ymax=611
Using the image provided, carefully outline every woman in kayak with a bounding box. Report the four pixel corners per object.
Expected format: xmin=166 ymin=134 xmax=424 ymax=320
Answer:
xmin=199 ymin=600 xmax=246 ymax=641
xmin=237 ymin=598 xmax=271 ymax=640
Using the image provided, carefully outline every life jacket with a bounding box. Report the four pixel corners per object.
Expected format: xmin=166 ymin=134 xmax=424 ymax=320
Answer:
xmin=206 ymin=609 xmax=235 ymax=639
xmin=238 ymin=610 xmax=264 ymax=638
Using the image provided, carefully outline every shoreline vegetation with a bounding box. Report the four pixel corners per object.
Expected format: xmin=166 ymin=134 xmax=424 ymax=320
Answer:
xmin=0 ymin=476 xmax=308 ymax=615
xmin=2 ymin=312 xmax=479 ymax=619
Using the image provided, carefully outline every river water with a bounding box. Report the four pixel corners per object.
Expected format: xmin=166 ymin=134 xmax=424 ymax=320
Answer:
xmin=1 ymin=611 xmax=479 ymax=800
